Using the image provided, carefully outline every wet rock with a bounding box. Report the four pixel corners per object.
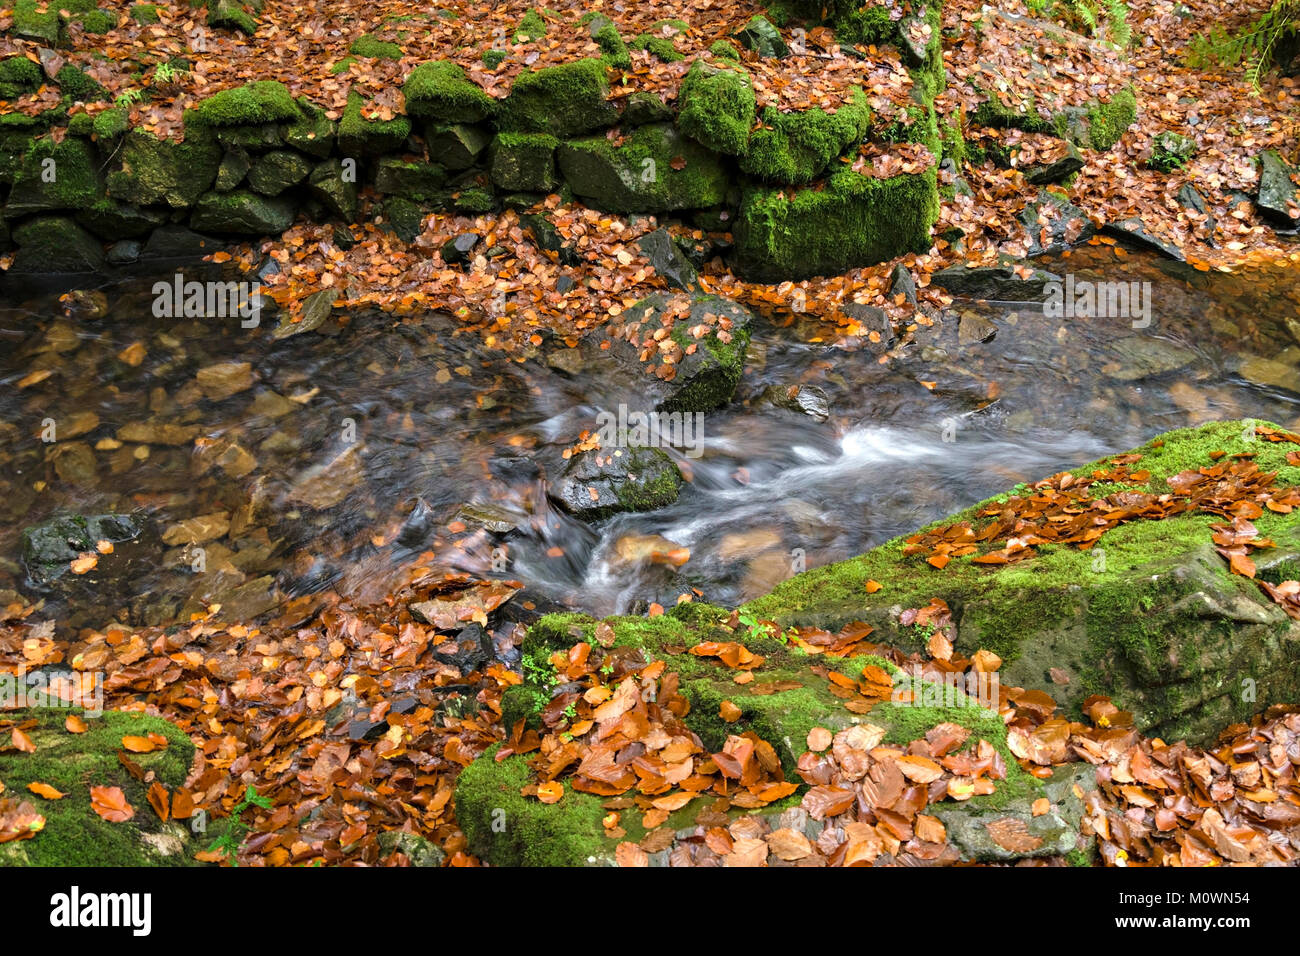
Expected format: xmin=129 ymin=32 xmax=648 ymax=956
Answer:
xmin=456 ymin=502 xmax=525 ymax=534
xmin=116 ymin=421 xmax=200 ymax=445
xmin=429 ymin=623 xmax=495 ymax=673
xmin=213 ymin=574 xmax=279 ymax=620
xmin=756 ymin=383 xmax=831 ymax=422
xmin=215 ymin=150 xmax=251 ymax=192
xmin=957 ymin=311 xmax=998 ymax=345
xmin=195 ymin=360 xmax=254 ymax=401
xmin=1237 ymin=354 xmax=1300 ymax=395
xmin=307 ymin=159 xmax=360 ymax=221
xmin=612 ymin=532 xmax=688 ymax=566
xmin=1176 ymin=183 xmax=1215 ymax=238
xmin=286 ymin=444 xmax=364 ymax=510
xmin=50 ymin=441 xmax=98 ymax=485
xmin=190 ymin=190 xmax=295 ymax=235
xmin=106 ymin=240 xmax=142 ymax=265
xmin=440 ymin=232 xmax=481 ymax=266
xmin=521 ymin=213 xmax=581 ymax=266
xmin=396 ymin=497 xmax=437 ymax=548
xmin=1102 ymin=335 xmax=1196 ymax=381
xmin=1019 ymin=190 xmax=1095 ymax=256
xmin=382 ymin=197 xmax=425 ymax=242
xmin=161 ymin=512 xmax=231 ymax=547
xmin=615 ymin=293 xmax=754 ymax=413
xmin=271 ymin=288 xmax=335 ymax=339
xmin=842 ymin=302 xmax=895 ymax=352
xmin=10 ymin=217 xmax=104 ymax=274
xmin=246 ymin=149 xmax=312 ymax=196
xmin=377 ymin=830 xmax=446 ymax=867
xmin=1024 ymin=141 xmax=1084 ymax=185
xmin=1256 ymin=149 xmax=1300 ymax=229
xmin=553 ymin=446 xmax=683 ymax=519
xmin=21 ymin=513 xmax=144 ymax=588
xmin=638 ymin=227 xmax=699 ymax=292
xmin=888 ymin=263 xmax=918 ymax=308
xmin=140 ymin=225 xmax=223 ymax=260
xmin=60 ymin=290 xmax=109 ymax=321
xmin=931 ymin=257 xmax=1061 ymax=302
xmin=1101 ymin=217 xmax=1186 ymax=261
xmin=426 ymin=124 xmax=492 ymax=171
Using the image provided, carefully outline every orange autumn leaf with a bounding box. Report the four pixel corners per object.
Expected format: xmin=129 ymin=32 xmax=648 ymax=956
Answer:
xmin=719 ymin=700 xmax=742 ymax=722
xmin=121 ymin=735 xmax=158 ymax=753
xmin=65 ymin=715 xmax=87 ymax=734
xmin=90 ymin=786 xmax=135 ymax=823
xmin=536 ymin=781 xmax=563 ymax=804
xmin=27 ymin=782 xmax=65 ymax=800
xmin=147 ymin=781 xmax=170 ymax=821
xmin=11 ymin=728 xmax=35 ymax=753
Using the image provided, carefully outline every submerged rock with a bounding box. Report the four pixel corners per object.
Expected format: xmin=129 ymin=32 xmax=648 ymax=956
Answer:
xmin=553 ymin=446 xmax=683 ymax=520
xmin=21 ymin=513 xmax=145 ymax=589
xmin=931 ymin=256 xmax=1061 ymax=302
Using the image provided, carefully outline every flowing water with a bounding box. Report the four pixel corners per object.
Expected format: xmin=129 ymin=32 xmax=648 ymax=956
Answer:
xmin=3 ymin=246 xmax=1300 ymax=633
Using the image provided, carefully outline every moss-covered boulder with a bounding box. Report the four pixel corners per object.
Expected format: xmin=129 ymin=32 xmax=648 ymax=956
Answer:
xmin=284 ymin=98 xmax=336 ymax=158
xmin=373 ymin=156 xmax=447 ymax=201
xmin=307 ymin=159 xmax=359 ymax=220
xmin=13 ymin=0 xmax=65 ymax=46
xmin=339 ymin=91 xmax=412 ymax=155
xmin=75 ymin=197 xmax=167 ymax=240
xmin=744 ymin=420 xmax=1300 ymax=743
xmin=557 ymin=123 xmax=728 ymax=213
xmin=501 ymin=59 xmax=620 ymax=138
xmin=190 ymin=189 xmax=294 ymax=234
xmin=106 ymin=129 xmax=221 ymax=209
xmin=456 ymin=603 xmax=1057 ymax=866
xmin=425 ymin=123 xmax=491 ymax=171
xmin=0 ymin=707 xmax=198 ymax=866
xmin=0 ymin=56 xmax=43 ymax=99
xmin=10 ymin=215 xmax=105 ymax=273
xmin=246 ymin=149 xmax=311 ymax=196
xmin=5 ymin=135 xmax=103 ymax=216
xmin=489 ymin=132 xmax=558 ymax=192
xmin=191 ymin=81 xmax=300 ymax=127
xmin=676 ymin=59 xmax=755 ymax=156
xmin=733 ymin=167 xmax=939 ymax=281
xmin=740 ymin=91 xmax=872 ymax=185
xmin=553 ymin=445 xmax=683 ymax=519
xmin=403 ymin=61 xmax=496 ymax=125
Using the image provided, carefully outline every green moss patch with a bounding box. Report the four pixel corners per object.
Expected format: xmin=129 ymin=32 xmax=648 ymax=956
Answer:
xmin=192 ymin=81 xmax=300 ymax=127
xmin=403 ymin=60 xmax=496 ymax=124
xmin=501 ymin=59 xmax=619 ymax=137
xmin=676 ymin=58 xmax=755 ymax=156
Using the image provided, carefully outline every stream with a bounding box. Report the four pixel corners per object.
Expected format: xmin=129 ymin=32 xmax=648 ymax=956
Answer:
xmin=3 ymin=245 xmax=1300 ymax=634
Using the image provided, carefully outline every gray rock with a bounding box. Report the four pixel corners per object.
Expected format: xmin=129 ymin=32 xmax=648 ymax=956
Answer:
xmin=1019 ymin=189 xmax=1095 ymax=257
xmin=638 ymin=227 xmax=699 ymax=292
xmin=1102 ymin=216 xmax=1186 ymax=261
xmin=1103 ymin=335 xmax=1196 ymax=381
xmin=22 ymin=513 xmax=144 ymax=588
xmin=931 ymin=257 xmax=1062 ymax=302
xmin=757 ymin=384 xmax=830 ymax=421
xmin=554 ymin=446 xmax=683 ymax=519
xmin=1256 ymin=149 xmax=1299 ymax=228
xmin=732 ymin=15 xmax=788 ymax=58
xmin=190 ymin=190 xmax=295 ymax=235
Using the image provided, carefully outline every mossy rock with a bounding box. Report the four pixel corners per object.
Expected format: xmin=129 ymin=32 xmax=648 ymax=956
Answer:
xmin=13 ymin=0 xmax=65 ymax=46
xmin=106 ymin=128 xmax=221 ymax=209
xmin=500 ymin=59 xmax=620 ymax=138
xmin=207 ymin=0 xmax=259 ymax=35
xmin=553 ymin=445 xmax=683 ymax=519
xmin=283 ymin=98 xmax=336 ymax=158
xmin=373 ymin=156 xmax=447 ymax=201
xmin=590 ymin=18 xmax=631 ymax=70
xmin=457 ymin=603 xmax=1050 ymax=866
xmin=129 ymin=4 xmax=160 ymax=24
xmin=5 ymin=135 xmax=103 ymax=216
xmin=403 ymin=60 xmax=496 ymax=124
xmin=514 ymin=8 xmax=547 ymax=42
xmin=191 ymin=81 xmax=300 ymax=127
xmin=69 ymin=7 xmax=116 ymax=33
xmin=306 ymin=158 xmax=359 ymax=221
xmin=380 ymin=196 xmax=425 ymax=242
xmin=0 ymin=56 xmax=43 ymax=100
xmin=557 ymin=122 xmax=728 ymax=214
xmin=245 ymin=149 xmax=311 ymax=196
xmin=733 ymin=166 xmax=939 ymax=281
xmin=740 ymin=90 xmax=872 ymax=185
xmin=75 ymin=197 xmax=167 ymax=239
xmin=0 ymin=707 xmax=199 ymax=866
xmin=676 ymin=59 xmax=755 ymax=157
xmin=190 ymin=188 xmax=294 ymax=234
xmin=743 ymin=420 xmax=1300 ymax=743
xmin=1149 ymin=130 xmax=1196 ymax=173
xmin=339 ymin=91 xmax=412 ymax=155
xmin=91 ymin=106 xmax=129 ymax=142
xmin=10 ymin=215 xmax=104 ymax=273
xmin=489 ymin=132 xmax=558 ymax=192
xmin=425 ymin=123 xmax=491 ymax=170
xmin=349 ymin=33 xmax=403 ymax=60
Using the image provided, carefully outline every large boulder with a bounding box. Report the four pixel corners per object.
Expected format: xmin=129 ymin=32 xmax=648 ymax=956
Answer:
xmin=0 ymin=707 xmax=199 ymax=866
xmin=558 ymin=123 xmax=728 ymax=213
xmin=744 ymin=420 xmax=1300 ymax=743
xmin=106 ymin=129 xmax=221 ymax=209
xmin=553 ymin=446 xmax=683 ymax=519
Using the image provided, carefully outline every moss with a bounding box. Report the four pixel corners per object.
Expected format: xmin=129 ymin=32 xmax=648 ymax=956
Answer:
xmin=452 ymin=186 xmax=496 ymax=213
xmin=191 ymin=81 xmax=299 ymax=126
xmin=501 ymin=58 xmax=618 ymax=137
xmin=0 ymin=56 xmax=43 ymax=99
xmin=733 ymin=166 xmax=939 ymax=281
xmin=72 ymin=8 xmax=116 ymax=33
xmin=481 ymin=49 xmax=508 ymax=70
xmin=1066 ymin=845 xmax=1096 ymax=866
xmin=13 ymin=0 xmax=64 ymax=46
xmin=207 ymin=0 xmax=259 ymax=34
xmin=709 ymin=39 xmax=741 ymax=60
xmin=1149 ymin=130 xmax=1195 ymax=172
xmin=403 ymin=60 xmax=496 ymax=124
xmin=107 ymin=127 xmax=221 ymax=208
xmin=329 ymin=56 xmax=356 ymax=75
xmin=556 ymin=122 xmax=728 ymax=213
xmin=676 ymin=58 xmax=755 ymax=156
xmin=349 ymin=33 xmax=403 ymax=60
xmin=740 ymin=89 xmax=872 ymax=184
xmin=373 ymin=156 xmax=447 ymax=200
xmin=489 ymin=131 xmax=558 ymax=192
xmin=55 ymin=64 xmax=108 ymax=103
xmin=339 ymin=90 xmax=412 ymax=154
xmin=92 ymin=106 xmax=129 ymax=140
xmin=614 ymin=452 xmax=684 ymax=512
xmin=456 ymin=744 xmax=618 ymax=865
xmin=1085 ymin=85 xmax=1136 ymax=150
xmin=834 ymin=2 xmax=896 ymax=46
xmin=0 ymin=707 xmax=197 ymax=866
xmin=514 ymin=8 xmax=547 ymax=42
xmin=592 ymin=22 xmax=631 ymax=70
xmin=130 ymin=3 xmax=160 ymax=24
xmin=7 ymin=135 xmax=103 ymax=214
xmin=632 ymin=33 xmax=683 ymax=62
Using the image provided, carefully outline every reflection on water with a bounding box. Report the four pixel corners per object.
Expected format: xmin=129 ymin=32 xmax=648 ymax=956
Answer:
xmin=2 ymin=246 xmax=1299 ymax=630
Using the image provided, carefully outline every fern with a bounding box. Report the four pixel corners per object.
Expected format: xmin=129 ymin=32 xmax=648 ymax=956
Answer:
xmin=1189 ymin=0 xmax=1299 ymax=89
